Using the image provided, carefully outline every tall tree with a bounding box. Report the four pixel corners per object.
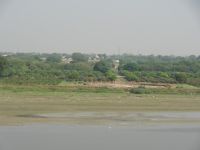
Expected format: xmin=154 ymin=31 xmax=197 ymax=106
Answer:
xmin=0 ymin=56 xmax=7 ymax=76
xmin=94 ymin=61 xmax=111 ymax=73
xmin=72 ymin=53 xmax=88 ymax=62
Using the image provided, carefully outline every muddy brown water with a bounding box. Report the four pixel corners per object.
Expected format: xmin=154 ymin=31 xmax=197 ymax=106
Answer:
xmin=0 ymin=124 xmax=200 ymax=150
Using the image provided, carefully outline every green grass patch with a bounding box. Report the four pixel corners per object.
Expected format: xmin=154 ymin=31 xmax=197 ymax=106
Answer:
xmin=0 ymin=84 xmax=124 ymax=94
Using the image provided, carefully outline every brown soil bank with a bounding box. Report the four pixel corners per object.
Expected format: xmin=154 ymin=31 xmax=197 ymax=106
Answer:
xmin=0 ymin=85 xmax=200 ymax=125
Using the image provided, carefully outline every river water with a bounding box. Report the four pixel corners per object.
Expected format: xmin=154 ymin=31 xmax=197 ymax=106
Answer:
xmin=0 ymin=124 xmax=200 ymax=150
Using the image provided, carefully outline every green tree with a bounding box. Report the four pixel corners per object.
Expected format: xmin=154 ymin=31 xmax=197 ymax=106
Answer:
xmin=157 ymin=72 xmax=169 ymax=78
xmin=105 ymin=70 xmax=117 ymax=81
xmin=94 ymin=61 xmax=111 ymax=73
xmin=71 ymin=53 xmax=88 ymax=62
xmin=46 ymin=54 xmax=61 ymax=63
xmin=0 ymin=56 xmax=7 ymax=76
xmin=174 ymin=73 xmax=187 ymax=83
xmin=66 ymin=71 xmax=80 ymax=81
xmin=123 ymin=71 xmax=138 ymax=81
xmin=64 ymin=62 xmax=91 ymax=71
xmin=123 ymin=63 xmax=140 ymax=71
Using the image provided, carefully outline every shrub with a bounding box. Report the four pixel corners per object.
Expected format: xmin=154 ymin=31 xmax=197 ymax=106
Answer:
xmin=123 ymin=71 xmax=139 ymax=81
xmin=105 ymin=70 xmax=117 ymax=81
xmin=174 ymin=73 xmax=187 ymax=83
xmin=130 ymin=87 xmax=151 ymax=94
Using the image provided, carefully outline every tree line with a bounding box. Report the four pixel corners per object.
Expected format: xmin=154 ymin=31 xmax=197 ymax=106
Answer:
xmin=0 ymin=53 xmax=200 ymax=86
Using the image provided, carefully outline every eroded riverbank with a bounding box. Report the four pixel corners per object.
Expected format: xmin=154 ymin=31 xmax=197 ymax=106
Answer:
xmin=17 ymin=111 xmax=200 ymax=126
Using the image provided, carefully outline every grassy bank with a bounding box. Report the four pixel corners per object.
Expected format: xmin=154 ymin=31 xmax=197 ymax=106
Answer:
xmin=0 ymin=83 xmax=200 ymax=125
xmin=0 ymin=82 xmax=200 ymax=95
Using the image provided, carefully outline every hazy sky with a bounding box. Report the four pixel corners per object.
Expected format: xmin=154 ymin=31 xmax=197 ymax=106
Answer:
xmin=0 ymin=0 xmax=200 ymax=55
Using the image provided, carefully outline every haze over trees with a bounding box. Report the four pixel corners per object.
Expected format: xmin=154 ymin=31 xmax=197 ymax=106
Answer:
xmin=0 ymin=53 xmax=200 ymax=86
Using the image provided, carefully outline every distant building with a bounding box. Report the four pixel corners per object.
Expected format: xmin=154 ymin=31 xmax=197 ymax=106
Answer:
xmin=61 ymin=56 xmax=73 ymax=64
xmin=88 ymin=54 xmax=101 ymax=63
xmin=40 ymin=57 xmax=47 ymax=61
xmin=112 ymin=59 xmax=120 ymax=69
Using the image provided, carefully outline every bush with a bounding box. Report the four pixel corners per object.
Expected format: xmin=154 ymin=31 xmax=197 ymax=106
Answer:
xmin=130 ymin=87 xmax=151 ymax=94
xmin=174 ymin=73 xmax=187 ymax=83
xmin=105 ymin=70 xmax=117 ymax=81
xmin=122 ymin=71 xmax=139 ymax=81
